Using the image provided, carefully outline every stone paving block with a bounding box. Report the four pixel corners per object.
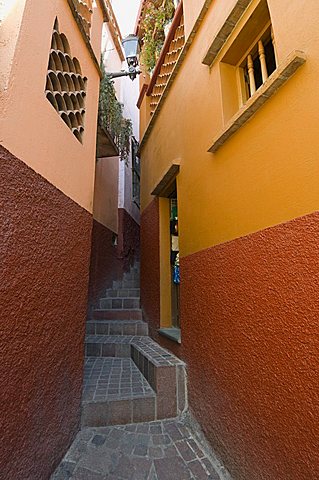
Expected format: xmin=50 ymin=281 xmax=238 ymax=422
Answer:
xmin=108 ymin=399 xmax=132 ymax=424
xmin=177 ymin=365 xmax=187 ymax=414
xmin=51 ymin=419 xmax=228 ymax=480
xmin=109 ymin=322 xmax=123 ymax=335
xmin=163 ymin=422 xmax=184 ymax=441
xmin=148 ymin=446 xmax=164 ymax=458
xmin=128 ymin=288 xmax=140 ymax=297
xmin=100 ymin=298 xmax=112 ymax=309
xmin=101 ymin=343 xmax=116 ymax=357
xmin=95 ymin=322 xmax=109 ymax=335
xmin=154 ymin=455 xmax=192 ymax=479
xmin=76 ymin=448 xmax=115 ymax=475
xmin=187 ymin=459 xmax=211 ymax=479
xmin=81 ymin=402 xmax=109 ymax=427
xmin=175 ymin=439 xmax=197 ymax=462
xmin=86 ymin=343 xmax=101 ymax=357
xmin=201 ymin=458 xmax=222 ymax=480
xmin=91 ymin=434 xmax=107 ymax=447
xmin=72 ymin=466 xmax=106 ymax=480
xmin=112 ymin=298 xmax=123 ymax=309
xmin=133 ymin=444 xmax=148 ymax=456
xmin=150 ymin=424 xmax=162 ymax=434
xmin=136 ymin=322 xmax=148 ymax=336
xmin=109 ymin=454 xmax=132 ymax=479
xmin=152 ymin=434 xmax=171 ymax=446
xmin=86 ymin=322 xmax=95 ymax=335
xmin=51 ymin=460 xmax=76 ymax=480
xmin=136 ymin=423 xmax=150 ymax=433
xmin=187 ymin=438 xmax=206 ymax=458
xmin=131 ymin=457 xmax=153 ymax=480
xmin=105 ymin=289 xmax=118 ymax=298
xmin=133 ymin=396 xmax=156 ymax=423
xmin=155 ymin=367 xmax=177 ymax=419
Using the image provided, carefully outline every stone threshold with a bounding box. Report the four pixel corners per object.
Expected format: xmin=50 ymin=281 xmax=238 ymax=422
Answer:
xmin=209 ymin=50 xmax=306 ymax=153
xmin=158 ymin=327 xmax=181 ymax=344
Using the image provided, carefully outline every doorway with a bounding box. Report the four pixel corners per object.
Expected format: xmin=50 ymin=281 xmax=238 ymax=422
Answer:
xmin=169 ymin=184 xmax=180 ymax=328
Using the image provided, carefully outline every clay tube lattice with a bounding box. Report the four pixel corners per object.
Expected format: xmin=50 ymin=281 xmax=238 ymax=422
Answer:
xmin=45 ymin=19 xmax=87 ymax=142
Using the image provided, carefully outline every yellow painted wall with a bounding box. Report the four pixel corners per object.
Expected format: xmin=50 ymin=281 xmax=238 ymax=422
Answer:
xmin=0 ymin=0 xmax=104 ymax=212
xmin=140 ymin=0 xmax=319 ymax=257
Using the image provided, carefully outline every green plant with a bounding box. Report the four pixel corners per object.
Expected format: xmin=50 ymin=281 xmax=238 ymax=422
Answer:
xmin=98 ymin=61 xmax=133 ymax=162
xmin=141 ymin=0 xmax=175 ymax=72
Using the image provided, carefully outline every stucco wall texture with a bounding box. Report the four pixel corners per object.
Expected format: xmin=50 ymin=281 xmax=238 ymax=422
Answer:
xmin=88 ymin=210 xmax=140 ymax=312
xmin=141 ymin=199 xmax=161 ymax=336
xmin=117 ymin=208 xmax=140 ymax=270
xmin=180 ymin=212 xmax=319 ymax=480
xmin=88 ymin=219 xmax=123 ymax=312
xmin=0 ymin=146 xmax=92 ymax=479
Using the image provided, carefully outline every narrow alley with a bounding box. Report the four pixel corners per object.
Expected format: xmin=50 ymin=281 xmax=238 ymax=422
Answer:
xmin=51 ymin=264 xmax=229 ymax=480
xmin=1 ymin=0 xmax=318 ymax=479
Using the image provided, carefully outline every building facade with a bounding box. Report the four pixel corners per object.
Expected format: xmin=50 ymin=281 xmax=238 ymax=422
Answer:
xmin=0 ymin=0 xmax=106 ymax=477
xmin=137 ymin=0 xmax=319 ymax=479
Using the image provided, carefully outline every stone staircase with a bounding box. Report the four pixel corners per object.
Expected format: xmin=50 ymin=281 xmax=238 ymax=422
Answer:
xmin=82 ymin=262 xmax=187 ymax=428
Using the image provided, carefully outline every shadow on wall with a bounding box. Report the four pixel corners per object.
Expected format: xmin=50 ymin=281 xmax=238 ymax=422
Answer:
xmin=87 ymin=208 xmax=140 ymax=315
xmin=0 ymin=145 xmax=92 ymax=479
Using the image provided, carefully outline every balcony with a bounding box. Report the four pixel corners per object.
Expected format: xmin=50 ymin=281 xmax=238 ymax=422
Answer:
xmin=96 ymin=111 xmax=119 ymax=159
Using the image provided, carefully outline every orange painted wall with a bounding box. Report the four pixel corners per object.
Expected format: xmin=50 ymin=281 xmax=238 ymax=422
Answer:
xmin=93 ymin=156 xmax=119 ymax=233
xmin=0 ymin=0 xmax=103 ymax=212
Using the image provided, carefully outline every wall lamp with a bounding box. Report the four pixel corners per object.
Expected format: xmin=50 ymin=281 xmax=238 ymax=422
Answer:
xmin=108 ymin=34 xmax=141 ymax=81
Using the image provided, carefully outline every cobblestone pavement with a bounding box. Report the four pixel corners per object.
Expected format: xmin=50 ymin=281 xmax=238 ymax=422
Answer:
xmin=51 ymin=418 xmax=229 ymax=480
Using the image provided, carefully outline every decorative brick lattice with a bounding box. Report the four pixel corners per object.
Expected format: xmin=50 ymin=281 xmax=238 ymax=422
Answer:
xmin=73 ymin=0 xmax=93 ymax=37
xmin=150 ymin=15 xmax=185 ymax=115
xmin=45 ymin=19 xmax=87 ymax=142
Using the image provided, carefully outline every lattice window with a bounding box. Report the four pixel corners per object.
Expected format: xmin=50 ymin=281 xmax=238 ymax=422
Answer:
xmin=150 ymin=14 xmax=185 ymax=115
xmin=45 ymin=19 xmax=87 ymax=142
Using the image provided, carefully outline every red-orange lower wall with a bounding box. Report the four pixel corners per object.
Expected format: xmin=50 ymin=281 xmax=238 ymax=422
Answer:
xmin=0 ymin=146 xmax=92 ymax=479
xmin=180 ymin=212 xmax=319 ymax=480
xmin=118 ymin=207 xmax=140 ymax=270
xmin=141 ymin=198 xmax=161 ymax=334
xmin=88 ymin=219 xmax=123 ymax=312
xmin=88 ymin=209 xmax=140 ymax=312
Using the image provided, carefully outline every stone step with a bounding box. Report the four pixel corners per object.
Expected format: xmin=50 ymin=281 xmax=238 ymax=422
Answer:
xmin=113 ymin=279 xmax=140 ymax=289
xmin=93 ymin=309 xmax=143 ymax=321
xmin=123 ymin=272 xmax=140 ymax=281
xmin=82 ymin=357 xmax=156 ymax=427
xmin=86 ymin=320 xmax=148 ymax=336
xmin=104 ymin=288 xmax=140 ymax=298
xmin=99 ymin=297 xmax=140 ymax=310
xmin=85 ymin=335 xmax=187 ymax=420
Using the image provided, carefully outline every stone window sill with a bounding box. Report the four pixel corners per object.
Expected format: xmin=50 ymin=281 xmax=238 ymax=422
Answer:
xmin=209 ymin=51 xmax=306 ymax=153
xmin=158 ymin=327 xmax=181 ymax=344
